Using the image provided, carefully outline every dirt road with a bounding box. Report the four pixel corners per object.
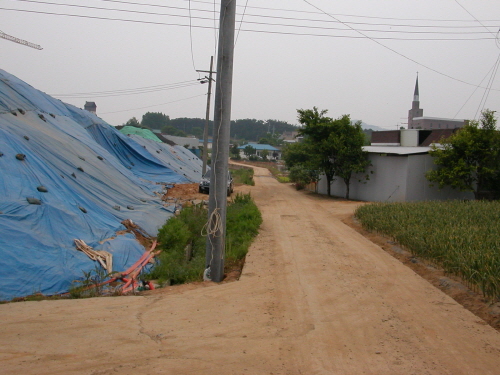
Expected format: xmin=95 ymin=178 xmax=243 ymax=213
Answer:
xmin=1 ymin=165 xmax=500 ymax=374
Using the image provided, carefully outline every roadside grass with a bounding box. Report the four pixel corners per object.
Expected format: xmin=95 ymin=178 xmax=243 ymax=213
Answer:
xmin=266 ymin=164 xmax=290 ymax=183
xmin=355 ymin=200 xmax=500 ymax=301
xmin=236 ymin=161 xmax=290 ymax=183
xmin=146 ymin=193 xmax=262 ymax=285
xmin=230 ymin=166 xmax=255 ymax=186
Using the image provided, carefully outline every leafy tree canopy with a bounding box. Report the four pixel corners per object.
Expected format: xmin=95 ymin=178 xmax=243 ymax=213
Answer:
xmin=283 ymin=107 xmax=370 ymax=199
xmin=141 ymin=112 xmax=170 ymax=130
xmin=243 ymin=145 xmax=256 ymax=157
xmin=161 ymin=125 xmax=187 ymax=137
xmin=123 ymin=117 xmax=140 ymax=127
xmin=426 ymin=109 xmax=500 ymax=199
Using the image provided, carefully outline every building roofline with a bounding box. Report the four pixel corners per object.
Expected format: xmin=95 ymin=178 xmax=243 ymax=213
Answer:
xmin=364 ymin=146 xmax=431 ymax=155
xmin=412 ymin=116 xmax=465 ymax=122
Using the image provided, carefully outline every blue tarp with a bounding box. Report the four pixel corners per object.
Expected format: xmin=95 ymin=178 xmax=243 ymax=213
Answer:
xmin=0 ymin=70 xmax=203 ymax=300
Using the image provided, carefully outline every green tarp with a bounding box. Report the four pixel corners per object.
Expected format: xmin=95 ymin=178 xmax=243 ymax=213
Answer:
xmin=120 ymin=126 xmax=162 ymax=143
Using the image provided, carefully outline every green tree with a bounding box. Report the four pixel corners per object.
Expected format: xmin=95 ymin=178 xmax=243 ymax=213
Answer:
xmin=191 ymin=126 xmax=203 ymax=139
xmin=230 ymin=143 xmax=240 ymax=159
xmin=426 ymin=109 xmax=500 ymax=199
xmin=292 ymin=107 xmax=370 ymax=199
xmin=123 ymin=117 xmax=140 ymax=127
xmin=261 ymin=149 xmax=269 ymax=161
xmin=161 ymin=125 xmax=187 ymax=137
xmin=289 ymin=165 xmax=319 ymax=190
xmin=142 ymin=112 xmax=170 ymax=130
xmin=282 ymin=142 xmax=313 ymax=169
xmin=243 ymin=145 xmax=256 ymax=158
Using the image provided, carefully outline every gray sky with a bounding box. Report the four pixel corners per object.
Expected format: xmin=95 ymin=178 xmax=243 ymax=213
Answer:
xmin=2 ymin=0 xmax=500 ymax=130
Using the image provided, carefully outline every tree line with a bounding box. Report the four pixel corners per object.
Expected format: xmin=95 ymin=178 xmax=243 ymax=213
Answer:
xmin=123 ymin=112 xmax=298 ymax=143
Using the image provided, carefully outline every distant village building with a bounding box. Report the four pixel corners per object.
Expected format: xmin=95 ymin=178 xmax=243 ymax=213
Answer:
xmin=280 ymin=130 xmax=301 ymax=144
xmin=408 ymin=77 xmax=466 ymax=130
xmin=237 ymin=143 xmax=281 ymax=160
xmin=84 ymin=101 xmax=97 ymax=114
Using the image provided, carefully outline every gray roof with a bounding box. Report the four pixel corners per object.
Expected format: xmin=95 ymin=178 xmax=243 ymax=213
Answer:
xmin=363 ymin=146 xmax=431 ymax=155
xmin=412 ymin=116 xmax=465 ymax=122
xmin=238 ymin=143 xmax=279 ymax=151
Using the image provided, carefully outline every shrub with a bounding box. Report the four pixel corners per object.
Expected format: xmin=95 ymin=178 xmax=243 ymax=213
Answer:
xmin=147 ymin=194 xmax=262 ymax=285
xmin=289 ymin=165 xmax=317 ymax=190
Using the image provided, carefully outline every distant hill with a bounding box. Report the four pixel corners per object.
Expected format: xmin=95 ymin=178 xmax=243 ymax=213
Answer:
xmin=359 ymin=122 xmax=386 ymax=132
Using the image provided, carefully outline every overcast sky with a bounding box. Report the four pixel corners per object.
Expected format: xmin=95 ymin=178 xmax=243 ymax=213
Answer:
xmin=2 ymin=0 xmax=500 ymax=130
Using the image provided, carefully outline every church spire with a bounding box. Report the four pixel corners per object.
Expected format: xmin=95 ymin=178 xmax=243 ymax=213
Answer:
xmin=413 ymin=74 xmax=419 ymax=102
xmin=408 ymin=74 xmax=423 ymax=129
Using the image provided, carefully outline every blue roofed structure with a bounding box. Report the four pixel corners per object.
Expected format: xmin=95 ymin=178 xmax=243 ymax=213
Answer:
xmin=237 ymin=143 xmax=281 ymax=159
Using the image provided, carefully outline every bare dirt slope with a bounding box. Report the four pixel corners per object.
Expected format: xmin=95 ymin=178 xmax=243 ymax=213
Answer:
xmin=1 ymin=165 xmax=500 ymax=374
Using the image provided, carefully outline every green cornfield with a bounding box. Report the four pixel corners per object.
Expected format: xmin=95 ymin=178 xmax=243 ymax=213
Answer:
xmin=355 ymin=200 xmax=500 ymax=301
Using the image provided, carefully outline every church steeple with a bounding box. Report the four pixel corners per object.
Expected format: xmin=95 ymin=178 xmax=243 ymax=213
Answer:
xmin=408 ymin=74 xmax=423 ymax=129
xmin=413 ymin=75 xmax=419 ymax=102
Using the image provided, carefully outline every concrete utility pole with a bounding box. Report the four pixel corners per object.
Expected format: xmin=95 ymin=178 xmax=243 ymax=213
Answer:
xmin=205 ymin=0 xmax=237 ymax=282
xmin=197 ymin=56 xmax=215 ymax=175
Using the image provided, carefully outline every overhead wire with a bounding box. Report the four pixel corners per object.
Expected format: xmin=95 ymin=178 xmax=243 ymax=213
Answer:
xmin=453 ymin=60 xmax=498 ymax=118
xmin=475 ymin=53 xmax=500 ymax=120
xmin=52 ymin=82 xmax=202 ymax=98
xmin=1 ymin=6 xmax=496 ymax=41
xmin=185 ymin=0 xmax=500 ymax=22
xmin=213 ymin=0 xmax=218 ymax=56
xmin=453 ymin=0 xmax=498 ymax=38
xmin=6 ymin=0 xmax=500 ymax=35
xmin=99 ymin=93 xmax=206 ymax=114
xmin=3 ymin=0 xmax=500 ymax=94
xmin=452 ymin=0 xmax=500 ymax=119
xmin=235 ymin=0 xmax=249 ymax=45
xmin=188 ymin=0 xmax=199 ymax=74
xmin=301 ymin=0 xmax=499 ymax=91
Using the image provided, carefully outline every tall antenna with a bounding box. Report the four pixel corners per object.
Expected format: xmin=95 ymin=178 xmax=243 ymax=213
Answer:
xmin=0 ymin=30 xmax=43 ymax=50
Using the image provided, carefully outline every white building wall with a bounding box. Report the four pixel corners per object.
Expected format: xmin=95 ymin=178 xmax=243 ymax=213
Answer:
xmin=400 ymin=130 xmax=419 ymax=147
xmin=405 ymin=154 xmax=474 ymax=201
xmin=318 ymin=154 xmax=408 ymax=201
xmin=316 ymin=153 xmax=474 ymax=202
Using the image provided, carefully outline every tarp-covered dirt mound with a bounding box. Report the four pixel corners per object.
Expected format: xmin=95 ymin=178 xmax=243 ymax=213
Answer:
xmin=0 ymin=70 xmax=203 ymax=300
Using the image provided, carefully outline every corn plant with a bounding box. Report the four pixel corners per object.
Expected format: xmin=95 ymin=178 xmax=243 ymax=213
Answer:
xmin=355 ymin=200 xmax=500 ymax=301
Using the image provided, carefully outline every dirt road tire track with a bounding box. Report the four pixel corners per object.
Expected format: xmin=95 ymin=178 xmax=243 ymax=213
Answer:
xmin=1 ymin=164 xmax=500 ymax=374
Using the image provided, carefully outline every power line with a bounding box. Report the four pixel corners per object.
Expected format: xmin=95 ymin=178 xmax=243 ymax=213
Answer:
xmin=1 ymin=7 xmax=496 ymax=40
xmin=186 ymin=0 xmax=500 ymax=23
xmin=52 ymin=81 xmax=202 ymax=98
xmin=301 ymin=0 xmax=499 ymax=91
xmin=3 ymin=1 xmax=500 ymax=94
xmin=99 ymin=93 xmax=206 ymax=114
xmin=475 ymin=53 xmax=500 ymax=119
xmin=8 ymin=0 xmax=500 ymax=32
xmin=235 ymin=0 xmax=249 ymax=45
xmin=453 ymin=0 xmax=498 ymax=38
xmin=187 ymin=0 xmax=198 ymax=73
xmin=453 ymin=60 xmax=498 ymax=118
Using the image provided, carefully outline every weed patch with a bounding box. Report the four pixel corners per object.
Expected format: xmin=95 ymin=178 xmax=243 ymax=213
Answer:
xmin=147 ymin=193 xmax=262 ymax=285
